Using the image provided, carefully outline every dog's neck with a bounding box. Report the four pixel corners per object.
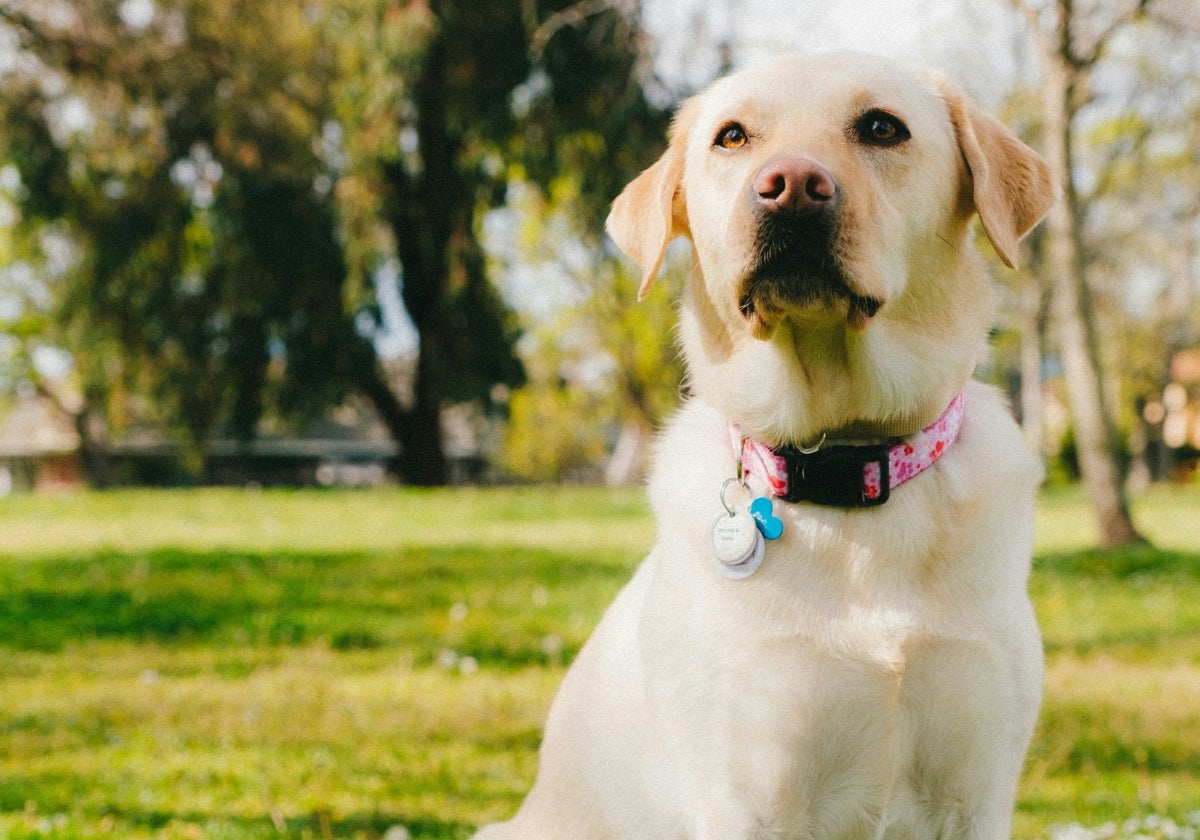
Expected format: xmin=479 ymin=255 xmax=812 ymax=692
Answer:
xmin=731 ymin=389 xmax=966 ymax=507
xmin=677 ymin=258 xmax=990 ymax=450
xmin=797 ymin=384 xmax=960 ymax=444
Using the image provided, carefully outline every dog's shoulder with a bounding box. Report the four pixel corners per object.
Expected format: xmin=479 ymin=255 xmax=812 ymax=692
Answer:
xmin=953 ymin=380 xmax=1045 ymax=491
xmin=646 ymin=399 xmax=734 ymax=526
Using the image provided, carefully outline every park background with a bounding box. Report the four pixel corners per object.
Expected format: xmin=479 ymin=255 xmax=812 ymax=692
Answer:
xmin=1 ymin=0 xmax=1199 ymax=838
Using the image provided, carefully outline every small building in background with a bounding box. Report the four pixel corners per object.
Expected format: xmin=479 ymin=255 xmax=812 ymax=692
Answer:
xmin=0 ymin=392 xmax=401 ymax=491
xmin=0 ymin=393 xmax=83 ymax=494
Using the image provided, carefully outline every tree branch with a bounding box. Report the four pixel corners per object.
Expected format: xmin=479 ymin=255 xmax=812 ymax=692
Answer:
xmin=1146 ymin=0 xmax=1200 ymax=35
xmin=0 ymin=4 xmax=55 ymax=52
xmin=529 ymin=0 xmax=616 ymax=61
xmin=1008 ymin=0 xmax=1058 ymax=71
xmin=1076 ymin=0 xmax=1153 ymax=69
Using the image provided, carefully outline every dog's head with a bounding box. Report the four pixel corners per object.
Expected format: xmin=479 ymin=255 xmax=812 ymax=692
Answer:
xmin=606 ymin=53 xmax=1055 ymax=444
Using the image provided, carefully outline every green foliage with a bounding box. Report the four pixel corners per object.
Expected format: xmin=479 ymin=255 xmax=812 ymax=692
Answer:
xmin=503 ymin=381 xmax=612 ymax=481
xmin=0 ymin=0 xmax=397 ymax=465
xmin=493 ymin=195 xmax=687 ymax=481
xmin=0 ymin=485 xmax=1198 ymax=838
xmin=1 ymin=0 xmax=678 ymax=486
xmin=485 ymin=5 xmax=679 ymax=481
xmin=513 ymin=5 xmax=671 ymax=232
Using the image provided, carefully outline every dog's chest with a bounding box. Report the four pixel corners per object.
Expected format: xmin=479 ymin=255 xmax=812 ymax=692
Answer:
xmin=637 ymin=397 xmax=1039 ymax=835
xmin=655 ymin=508 xmax=1004 ymax=830
xmin=749 ymin=501 xmax=954 ymax=648
xmin=818 ymin=599 xmax=919 ymax=675
xmin=679 ymin=588 xmax=995 ymax=838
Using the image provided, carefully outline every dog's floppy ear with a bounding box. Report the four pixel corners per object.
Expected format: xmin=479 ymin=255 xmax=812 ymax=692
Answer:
xmin=606 ymin=100 xmax=695 ymax=300
xmin=939 ymin=79 xmax=1057 ymax=269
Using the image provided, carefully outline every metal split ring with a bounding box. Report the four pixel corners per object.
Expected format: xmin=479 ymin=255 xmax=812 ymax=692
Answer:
xmin=720 ymin=477 xmax=746 ymax=517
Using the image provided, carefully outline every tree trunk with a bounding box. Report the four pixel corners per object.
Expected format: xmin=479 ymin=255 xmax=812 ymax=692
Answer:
xmin=1041 ymin=50 xmax=1146 ymax=547
xmin=380 ymin=33 xmax=458 ymax=487
xmin=74 ymin=405 xmax=114 ymax=489
xmin=398 ymin=347 xmax=449 ymax=486
xmin=379 ymin=11 xmax=525 ymax=486
xmin=604 ymin=422 xmax=647 ymax=486
xmin=1019 ymin=243 xmax=1049 ymax=459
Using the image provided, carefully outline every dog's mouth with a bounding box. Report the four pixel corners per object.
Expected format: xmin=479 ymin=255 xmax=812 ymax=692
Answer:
xmin=738 ymin=212 xmax=883 ymax=335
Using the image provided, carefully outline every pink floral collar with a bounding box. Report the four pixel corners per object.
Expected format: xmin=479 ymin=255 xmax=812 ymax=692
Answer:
xmin=731 ymin=391 xmax=966 ymax=508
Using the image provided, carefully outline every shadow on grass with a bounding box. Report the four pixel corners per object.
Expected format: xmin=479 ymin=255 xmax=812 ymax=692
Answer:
xmin=1034 ymin=544 xmax=1200 ymax=580
xmin=1033 ymin=544 xmax=1200 ymax=657
xmin=0 ymin=544 xmax=634 ymax=666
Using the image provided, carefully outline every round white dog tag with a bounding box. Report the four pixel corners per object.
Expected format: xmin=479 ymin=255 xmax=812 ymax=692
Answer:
xmin=711 ymin=511 xmax=765 ymax=580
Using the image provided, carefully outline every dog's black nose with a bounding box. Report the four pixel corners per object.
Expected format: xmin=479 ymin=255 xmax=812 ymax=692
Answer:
xmin=753 ymin=158 xmax=838 ymax=214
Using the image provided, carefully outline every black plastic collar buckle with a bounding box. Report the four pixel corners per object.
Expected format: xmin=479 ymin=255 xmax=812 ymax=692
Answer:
xmin=777 ymin=442 xmax=891 ymax=508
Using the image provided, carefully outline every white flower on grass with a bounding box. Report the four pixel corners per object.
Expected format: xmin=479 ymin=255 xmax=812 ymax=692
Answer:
xmin=541 ymin=633 xmax=564 ymax=663
xmin=1046 ymin=814 xmax=1200 ymax=840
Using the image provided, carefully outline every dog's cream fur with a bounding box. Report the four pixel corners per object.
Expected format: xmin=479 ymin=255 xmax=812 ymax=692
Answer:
xmin=474 ymin=52 xmax=1056 ymax=840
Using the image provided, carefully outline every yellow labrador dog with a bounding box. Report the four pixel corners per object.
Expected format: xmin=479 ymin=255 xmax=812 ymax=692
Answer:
xmin=475 ymin=52 xmax=1055 ymax=839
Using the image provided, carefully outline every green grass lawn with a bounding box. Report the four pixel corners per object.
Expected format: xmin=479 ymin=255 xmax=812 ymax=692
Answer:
xmin=0 ymin=484 xmax=1197 ymax=839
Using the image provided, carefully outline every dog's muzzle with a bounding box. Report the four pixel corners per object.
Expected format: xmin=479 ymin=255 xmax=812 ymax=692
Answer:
xmin=739 ymin=158 xmax=881 ymax=330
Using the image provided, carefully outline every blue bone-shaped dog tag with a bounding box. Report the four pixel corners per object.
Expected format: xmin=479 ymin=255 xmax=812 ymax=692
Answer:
xmin=749 ymin=496 xmax=784 ymax=540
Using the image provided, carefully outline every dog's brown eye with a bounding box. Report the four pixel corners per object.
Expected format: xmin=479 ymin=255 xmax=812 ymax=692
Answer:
xmin=855 ymin=111 xmax=910 ymax=147
xmin=715 ymin=123 xmax=749 ymax=150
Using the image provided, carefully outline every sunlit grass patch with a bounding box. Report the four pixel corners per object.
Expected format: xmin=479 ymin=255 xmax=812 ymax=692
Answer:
xmin=0 ymin=487 xmax=644 ymax=837
xmin=1017 ymin=654 xmax=1200 ymax=830
xmin=1017 ymin=486 xmax=1200 ymax=837
xmin=1 ymin=644 xmax=556 ymax=838
xmin=1032 ymin=547 xmax=1200 ymax=660
xmin=0 ymin=543 xmax=631 ymax=666
xmin=0 ymin=486 xmax=653 ymax=558
xmin=0 ymin=484 xmax=1198 ymax=838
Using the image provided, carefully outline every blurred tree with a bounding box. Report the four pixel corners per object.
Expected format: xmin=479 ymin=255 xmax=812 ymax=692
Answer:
xmin=486 ymin=3 xmax=680 ymax=483
xmin=491 ymin=183 xmax=684 ymax=482
xmin=335 ymin=0 xmax=670 ymax=484
xmin=1010 ymin=0 xmax=1153 ymax=546
xmin=0 ymin=0 xmax=405 ymax=482
xmin=0 ymin=0 xmax=669 ymax=485
xmin=1073 ymin=39 xmax=1200 ymax=480
xmin=330 ymin=0 xmax=529 ymax=485
xmin=990 ymin=2 xmax=1199 ymax=491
